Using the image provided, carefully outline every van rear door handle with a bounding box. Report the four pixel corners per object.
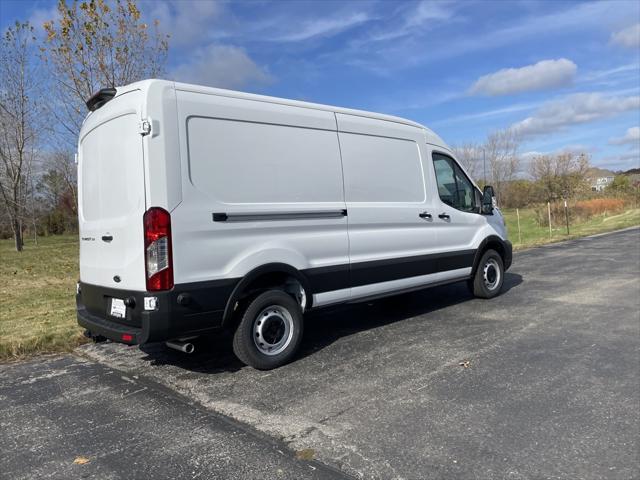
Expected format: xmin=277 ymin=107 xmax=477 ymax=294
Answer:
xmin=438 ymin=213 xmax=450 ymax=220
xmin=418 ymin=212 xmax=432 ymax=219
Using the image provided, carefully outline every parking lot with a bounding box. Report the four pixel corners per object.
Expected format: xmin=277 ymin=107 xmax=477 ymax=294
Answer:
xmin=2 ymin=228 xmax=639 ymax=479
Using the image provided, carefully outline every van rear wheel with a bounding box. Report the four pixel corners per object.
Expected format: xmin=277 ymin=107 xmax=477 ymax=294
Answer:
xmin=470 ymin=249 xmax=504 ymax=299
xmin=232 ymin=290 xmax=303 ymax=370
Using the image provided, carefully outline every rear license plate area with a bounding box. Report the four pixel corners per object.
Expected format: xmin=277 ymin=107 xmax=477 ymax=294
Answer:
xmin=109 ymin=297 xmax=127 ymax=319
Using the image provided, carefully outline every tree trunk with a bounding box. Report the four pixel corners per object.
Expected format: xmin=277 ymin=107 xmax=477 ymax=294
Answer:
xmin=13 ymin=218 xmax=23 ymax=252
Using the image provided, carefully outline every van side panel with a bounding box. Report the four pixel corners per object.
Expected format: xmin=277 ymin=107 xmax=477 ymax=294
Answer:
xmin=172 ymin=89 xmax=350 ymax=305
xmin=187 ymin=117 xmax=344 ymax=204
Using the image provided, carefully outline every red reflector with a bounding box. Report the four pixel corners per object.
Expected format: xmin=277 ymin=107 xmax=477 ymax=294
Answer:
xmin=122 ymin=334 xmax=133 ymax=342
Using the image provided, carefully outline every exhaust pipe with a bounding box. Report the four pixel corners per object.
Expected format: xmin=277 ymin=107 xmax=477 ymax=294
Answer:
xmin=166 ymin=340 xmax=195 ymax=354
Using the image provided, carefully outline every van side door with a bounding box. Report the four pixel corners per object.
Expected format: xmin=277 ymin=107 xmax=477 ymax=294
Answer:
xmin=335 ymin=115 xmax=445 ymax=302
xmin=430 ymin=150 xmax=485 ymax=255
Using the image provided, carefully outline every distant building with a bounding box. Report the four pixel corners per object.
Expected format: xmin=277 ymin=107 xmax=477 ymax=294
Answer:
xmin=586 ymin=168 xmax=615 ymax=192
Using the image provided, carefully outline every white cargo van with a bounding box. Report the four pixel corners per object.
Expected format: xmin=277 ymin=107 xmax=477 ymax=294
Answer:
xmin=77 ymin=79 xmax=512 ymax=369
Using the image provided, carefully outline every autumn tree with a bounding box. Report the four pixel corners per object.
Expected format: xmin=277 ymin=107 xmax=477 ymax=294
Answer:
xmin=529 ymin=152 xmax=590 ymax=202
xmin=40 ymin=0 xmax=170 ymax=142
xmin=503 ymin=179 xmax=537 ymax=208
xmin=0 ymin=22 xmax=42 ymax=251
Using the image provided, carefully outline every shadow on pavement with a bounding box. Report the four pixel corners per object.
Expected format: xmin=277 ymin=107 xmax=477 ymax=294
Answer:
xmin=137 ymin=273 xmax=524 ymax=373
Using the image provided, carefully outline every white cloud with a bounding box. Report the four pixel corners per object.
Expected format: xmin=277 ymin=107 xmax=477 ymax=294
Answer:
xmin=405 ymin=1 xmax=455 ymax=28
xmin=358 ymin=1 xmax=456 ymax=44
xmin=510 ymin=93 xmax=640 ymax=138
xmin=375 ymin=1 xmax=636 ymax=75
xmin=267 ymin=12 xmax=371 ymax=42
xmin=581 ymin=63 xmax=639 ymax=83
xmin=470 ymin=59 xmax=577 ymax=96
xmin=609 ymin=126 xmax=640 ymax=145
xmin=142 ymin=1 xmax=273 ymax=90
xmin=170 ymin=44 xmax=273 ymax=90
xmin=610 ymin=23 xmax=640 ymax=48
xmin=143 ymin=0 xmax=224 ymax=47
xmin=597 ymin=150 xmax=640 ymax=170
xmin=430 ymin=101 xmax=541 ymax=127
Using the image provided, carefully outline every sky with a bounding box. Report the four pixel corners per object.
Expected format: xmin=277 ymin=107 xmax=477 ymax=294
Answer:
xmin=1 ymin=0 xmax=639 ymax=172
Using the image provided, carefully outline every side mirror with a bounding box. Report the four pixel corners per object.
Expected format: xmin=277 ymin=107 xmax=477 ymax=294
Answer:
xmin=482 ymin=185 xmax=495 ymax=214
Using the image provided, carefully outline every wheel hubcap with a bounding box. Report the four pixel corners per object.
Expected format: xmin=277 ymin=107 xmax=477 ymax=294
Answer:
xmin=253 ymin=305 xmax=294 ymax=356
xmin=483 ymin=258 xmax=501 ymax=290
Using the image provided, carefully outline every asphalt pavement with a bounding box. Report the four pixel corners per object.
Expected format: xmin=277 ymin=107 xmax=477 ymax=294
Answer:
xmin=0 ymin=355 xmax=348 ymax=480
xmin=2 ymin=228 xmax=639 ymax=479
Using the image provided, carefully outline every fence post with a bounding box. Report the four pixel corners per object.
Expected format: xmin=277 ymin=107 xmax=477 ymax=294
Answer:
xmin=516 ymin=208 xmax=522 ymax=244
xmin=547 ymin=202 xmax=552 ymax=239
xmin=564 ymin=199 xmax=570 ymax=235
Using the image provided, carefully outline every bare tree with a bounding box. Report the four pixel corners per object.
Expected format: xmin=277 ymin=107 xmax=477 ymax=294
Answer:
xmin=529 ymin=152 xmax=591 ymax=202
xmin=451 ymin=142 xmax=482 ymax=180
xmin=51 ymin=150 xmax=77 ymax=216
xmin=40 ymin=0 xmax=170 ymax=144
xmin=0 ymin=22 xmax=42 ymax=251
xmin=483 ymin=128 xmax=521 ymax=204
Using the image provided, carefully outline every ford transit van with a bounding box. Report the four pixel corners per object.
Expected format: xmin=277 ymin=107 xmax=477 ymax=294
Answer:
xmin=76 ymin=80 xmax=512 ymax=369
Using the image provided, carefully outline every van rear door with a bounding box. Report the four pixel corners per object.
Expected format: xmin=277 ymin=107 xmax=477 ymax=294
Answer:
xmin=78 ymin=90 xmax=147 ymax=291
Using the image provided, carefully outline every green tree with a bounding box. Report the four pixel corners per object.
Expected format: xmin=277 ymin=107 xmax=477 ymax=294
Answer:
xmin=606 ymin=175 xmax=631 ymax=194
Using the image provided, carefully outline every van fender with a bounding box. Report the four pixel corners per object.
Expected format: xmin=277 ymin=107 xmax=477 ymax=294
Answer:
xmin=471 ymin=235 xmax=513 ymax=275
xmin=222 ymin=263 xmax=313 ymax=325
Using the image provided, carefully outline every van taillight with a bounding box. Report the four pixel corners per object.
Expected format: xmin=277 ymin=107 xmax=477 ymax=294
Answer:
xmin=143 ymin=207 xmax=174 ymax=291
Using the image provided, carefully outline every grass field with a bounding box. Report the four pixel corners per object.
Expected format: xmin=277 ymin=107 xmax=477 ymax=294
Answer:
xmin=1 ymin=208 xmax=639 ymax=360
xmin=0 ymin=235 xmax=86 ymax=359
xmin=503 ymin=207 xmax=640 ymax=249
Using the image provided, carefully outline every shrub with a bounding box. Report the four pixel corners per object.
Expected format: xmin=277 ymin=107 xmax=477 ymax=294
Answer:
xmin=573 ymin=198 xmax=625 ymax=218
xmin=535 ymin=198 xmax=626 ymax=227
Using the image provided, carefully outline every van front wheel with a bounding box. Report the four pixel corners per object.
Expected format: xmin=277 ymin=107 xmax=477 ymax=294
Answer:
xmin=470 ymin=249 xmax=504 ymax=299
xmin=232 ymin=290 xmax=304 ymax=370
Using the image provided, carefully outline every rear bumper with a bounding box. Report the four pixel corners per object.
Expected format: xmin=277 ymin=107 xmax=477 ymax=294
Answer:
xmin=76 ymin=280 xmax=236 ymax=345
xmin=76 ymin=301 xmax=175 ymax=345
xmin=77 ymin=304 xmax=143 ymax=344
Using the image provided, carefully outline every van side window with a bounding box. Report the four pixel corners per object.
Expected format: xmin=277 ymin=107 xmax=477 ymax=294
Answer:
xmin=433 ymin=153 xmax=476 ymax=212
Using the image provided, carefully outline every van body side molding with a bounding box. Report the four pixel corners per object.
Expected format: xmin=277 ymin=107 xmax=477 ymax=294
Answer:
xmin=212 ymin=210 xmax=347 ymax=222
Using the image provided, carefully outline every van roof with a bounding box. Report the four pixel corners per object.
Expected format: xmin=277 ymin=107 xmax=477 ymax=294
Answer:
xmin=101 ymin=79 xmax=448 ymax=148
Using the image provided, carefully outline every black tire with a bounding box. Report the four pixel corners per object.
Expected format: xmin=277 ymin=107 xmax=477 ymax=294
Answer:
xmin=470 ymin=249 xmax=504 ymax=299
xmin=232 ymin=290 xmax=304 ymax=370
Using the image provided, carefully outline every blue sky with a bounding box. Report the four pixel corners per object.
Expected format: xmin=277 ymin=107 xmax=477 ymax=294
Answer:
xmin=2 ymin=0 xmax=639 ymax=171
